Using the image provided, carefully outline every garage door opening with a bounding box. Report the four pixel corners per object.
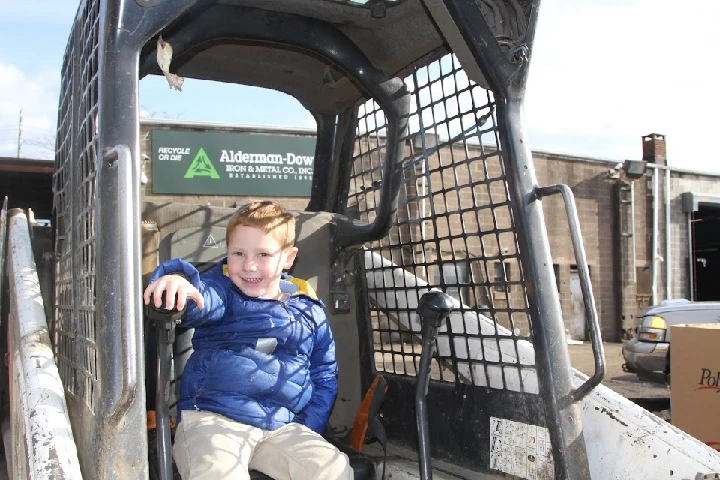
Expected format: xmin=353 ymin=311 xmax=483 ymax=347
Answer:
xmin=692 ymin=205 xmax=720 ymax=301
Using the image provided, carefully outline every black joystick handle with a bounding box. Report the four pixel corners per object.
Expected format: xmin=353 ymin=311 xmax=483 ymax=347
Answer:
xmin=146 ymin=295 xmax=185 ymax=480
xmin=417 ymin=291 xmax=455 ymax=344
xmin=415 ymin=291 xmax=454 ymax=480
xmin=146 ymin=296 xmax=184 ymax=345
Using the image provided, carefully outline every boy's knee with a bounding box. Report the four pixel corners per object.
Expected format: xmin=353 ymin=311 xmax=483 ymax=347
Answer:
xmin=251 ymin=424 xmax=353 ymax=480
xmin=321 ymin=450 xmax=353 ymax=480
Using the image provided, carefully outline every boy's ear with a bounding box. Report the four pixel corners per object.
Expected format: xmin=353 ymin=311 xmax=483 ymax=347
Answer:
xmin=283 ymin=246 xmax=299 ymax=270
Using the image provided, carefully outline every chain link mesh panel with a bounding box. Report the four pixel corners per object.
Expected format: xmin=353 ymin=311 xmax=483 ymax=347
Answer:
xmin=350 ymin=54 xmax=538 ymax=394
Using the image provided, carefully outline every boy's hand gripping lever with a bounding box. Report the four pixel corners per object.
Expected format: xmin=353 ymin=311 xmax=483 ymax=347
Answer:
xmin=415 ymin=291 xmax=454 ymax=480
xmin=146 ymin=295 xmax=185 ymax=480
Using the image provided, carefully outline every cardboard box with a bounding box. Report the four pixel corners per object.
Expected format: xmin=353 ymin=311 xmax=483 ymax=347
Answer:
xmin=670 ymin=323 xmax=720 ymax=452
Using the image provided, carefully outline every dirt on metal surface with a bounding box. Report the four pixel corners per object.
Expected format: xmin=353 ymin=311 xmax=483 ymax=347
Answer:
xmin=568 ymin=342 xmax=670 ymax=402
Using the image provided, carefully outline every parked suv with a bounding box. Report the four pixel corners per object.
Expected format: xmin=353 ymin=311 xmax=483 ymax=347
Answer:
xmin=622 ymin=299 xmax=720 ymax=375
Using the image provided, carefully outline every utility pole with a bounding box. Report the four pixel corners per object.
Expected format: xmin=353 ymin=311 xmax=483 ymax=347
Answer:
xmin=17 ymin=109 xmax=23 ymax=158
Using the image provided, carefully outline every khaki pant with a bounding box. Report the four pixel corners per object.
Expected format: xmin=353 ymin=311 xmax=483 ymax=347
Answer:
xmin=173 ymin=410 xmax=354 ymax=480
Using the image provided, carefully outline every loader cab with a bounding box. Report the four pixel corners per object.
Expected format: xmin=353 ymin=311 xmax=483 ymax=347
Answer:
xmin=49 ymin=0 xmax=605 ymax=479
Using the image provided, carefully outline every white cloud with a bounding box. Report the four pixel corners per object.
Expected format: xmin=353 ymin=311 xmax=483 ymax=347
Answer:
xmin=526 ymin=0 xmax=720 ymax=172
xmin=303 ymin=114 xmax=317 ymax=129
xmin=0 ymin=62 xmax=59 ymax=159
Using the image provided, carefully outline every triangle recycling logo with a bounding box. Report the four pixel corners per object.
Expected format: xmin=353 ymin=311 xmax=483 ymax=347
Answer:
xmin=184 ymin=148 xmax=220 ymax=179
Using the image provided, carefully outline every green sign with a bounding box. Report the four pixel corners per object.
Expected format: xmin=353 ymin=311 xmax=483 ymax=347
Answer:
xmin=151 ymin=129 xmax=316 ymax=196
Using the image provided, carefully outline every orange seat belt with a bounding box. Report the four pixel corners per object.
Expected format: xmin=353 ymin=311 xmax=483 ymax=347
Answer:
xmin=349 ymin=375 xmax=387 ymax=451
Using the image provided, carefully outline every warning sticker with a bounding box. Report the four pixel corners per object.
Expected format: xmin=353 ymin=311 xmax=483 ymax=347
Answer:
xmin=489 ymin=417 xmax=554 ymax=479
xmin=203 ymin=234 xmax=219 ymax=248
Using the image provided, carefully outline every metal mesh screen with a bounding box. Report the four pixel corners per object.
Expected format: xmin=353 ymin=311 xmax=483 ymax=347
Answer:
xmin=52 ymin=0 xmax=100 ymax=413
xmin=350 ymin=54 xmax=538 ymax=394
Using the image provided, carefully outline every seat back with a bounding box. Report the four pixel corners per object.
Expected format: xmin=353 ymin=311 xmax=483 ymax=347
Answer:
xmin=141 ymin=201 xmax=362 ymax=431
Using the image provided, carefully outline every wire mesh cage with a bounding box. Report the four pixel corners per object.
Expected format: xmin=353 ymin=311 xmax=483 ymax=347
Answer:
xmin=349 ymin=53 xmax=538 ymax=394
xmin=52 ymin=0 xmax=101 ymax=414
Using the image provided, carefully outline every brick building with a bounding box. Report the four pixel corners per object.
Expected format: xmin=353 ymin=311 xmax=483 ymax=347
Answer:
xmin=139 ymin=120 xmax=720 ymax=341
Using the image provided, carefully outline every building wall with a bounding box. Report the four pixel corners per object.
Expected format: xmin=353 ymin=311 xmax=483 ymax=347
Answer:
xmin=533 ymin=152 xmax=627 ymax=341
xmin=137 ymin=120 xmax=720 ymax=342
xmin=351 ymin=138 xmax=632 ymax=340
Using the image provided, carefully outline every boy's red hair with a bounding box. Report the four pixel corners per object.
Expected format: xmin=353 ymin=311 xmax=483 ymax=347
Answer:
xmin=226 ymin=201 xmax=296 ymax=249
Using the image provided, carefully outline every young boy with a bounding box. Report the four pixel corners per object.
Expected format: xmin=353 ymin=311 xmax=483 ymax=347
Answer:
xmin=144 ymin=201 xmax=352 ymax=480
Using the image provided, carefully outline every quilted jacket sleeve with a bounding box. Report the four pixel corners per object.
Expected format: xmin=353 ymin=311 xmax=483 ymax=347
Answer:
xmin=148 ymin=258 xmax=227 ymax=327
xmin=294 ymin=303 xmax=339 ymax=434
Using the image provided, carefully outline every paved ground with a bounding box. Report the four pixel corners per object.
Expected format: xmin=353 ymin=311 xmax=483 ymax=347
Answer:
xmin=568 ymin=341 xmax=670 ymax=403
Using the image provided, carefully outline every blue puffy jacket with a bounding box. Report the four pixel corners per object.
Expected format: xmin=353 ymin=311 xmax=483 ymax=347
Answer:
xmin=149 ymin=258 xmax=338 ymax=434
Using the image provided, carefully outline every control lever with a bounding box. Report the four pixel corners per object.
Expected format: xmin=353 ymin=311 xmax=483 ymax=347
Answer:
xmin=146 ymin=296 xmax=185 ymax=480
xmin=415 ymin=291 xmax=454 ymax=480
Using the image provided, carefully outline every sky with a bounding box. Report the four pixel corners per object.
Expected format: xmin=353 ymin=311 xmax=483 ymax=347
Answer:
xmin=1 ymin=0 xmax=719 ymax=174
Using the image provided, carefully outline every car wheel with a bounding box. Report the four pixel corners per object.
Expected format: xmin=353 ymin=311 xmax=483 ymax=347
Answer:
xmin=622 ymin=362 xmax=636 ymax=373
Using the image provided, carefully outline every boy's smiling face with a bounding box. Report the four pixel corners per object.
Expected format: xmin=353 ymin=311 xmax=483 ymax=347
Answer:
xmin=226 ymin=225 xmax=298 ymax=299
